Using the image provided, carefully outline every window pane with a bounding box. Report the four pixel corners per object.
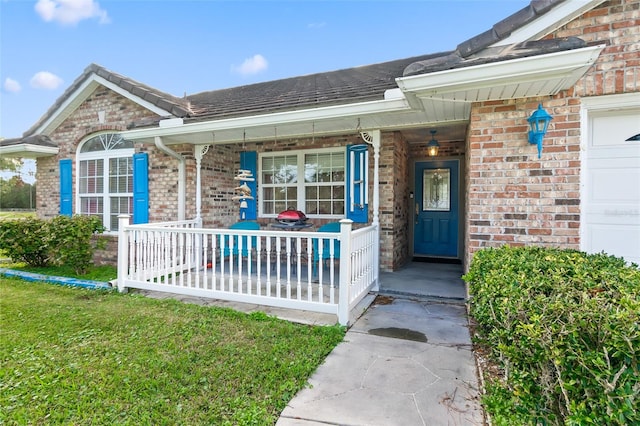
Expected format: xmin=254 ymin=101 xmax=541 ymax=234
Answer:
xmin=109 ymin=157 xmax=132 ymax=194
xmin=319 ymin=186 xmax=331 ymax=199
xmin=305 ymin=186 xmax=317 ymax=199
xmin=79 ymin=159 xmax=103 ymax=194
xmin=423 ymin=168 xmax=450 ymax=211
xmin=318 ymin=201 xmax=331 ymax=215
xmin=306 ymin=201 xmax=318 ymax=215
xmin=262 ymin=150 xmax=345 ymax=217
xmin=80 ymin=197 xmax=103 ymax=215
xmin=109 ymin=197 xmax=132 ymax=231
xmin=81 ymin=133 xmax=134 ymax=153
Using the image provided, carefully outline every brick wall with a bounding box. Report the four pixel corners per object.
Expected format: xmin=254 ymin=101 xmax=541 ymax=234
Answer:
xmin=35 ymin=86 xmax=160 ymax=218
xmin=464 ymin=0 xmax=640 ymax=268
xmin=552 ymin=0 xmax=640 ymax=96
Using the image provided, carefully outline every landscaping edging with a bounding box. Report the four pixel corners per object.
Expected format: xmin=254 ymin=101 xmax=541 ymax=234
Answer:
xmin=0 ymin=267 xmax=112 ymax=290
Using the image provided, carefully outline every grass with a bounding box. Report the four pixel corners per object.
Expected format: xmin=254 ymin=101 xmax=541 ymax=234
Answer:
xmin=0 ymin=210 xmax=35 ymax=220
xmin=0 ymin=277 xmax=345 ymax=425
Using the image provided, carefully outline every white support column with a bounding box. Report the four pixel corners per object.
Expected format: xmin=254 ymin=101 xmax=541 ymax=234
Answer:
xmin=194 ymin=145 xmax=210 ymax=228
xmin=338 ymin=218 xmax=353 ymax=326
xmin=117 ymin=214 xmax=130 ymax=293
xmin=360 ymin=129 xmax=381 ymax=290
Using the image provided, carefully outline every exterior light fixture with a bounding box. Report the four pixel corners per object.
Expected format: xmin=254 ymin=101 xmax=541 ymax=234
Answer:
xmin=527 ymin=103 xmax=553 ymax=158
xmin=427 ymin=129 xmax=440 ymax=157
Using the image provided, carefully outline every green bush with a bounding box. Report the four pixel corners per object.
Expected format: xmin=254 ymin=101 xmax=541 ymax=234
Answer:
xmin=0 ymin=215 xmax=105 ymax=274
xmin=47 ymin=215 xmax=105 ymax=275
xmin=0 ymin=217 xmax=50 ymax=266
xmin=464 ymin=246 xmax=640 ymax=425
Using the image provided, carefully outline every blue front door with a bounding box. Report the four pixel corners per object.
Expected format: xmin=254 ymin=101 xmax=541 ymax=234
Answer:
xmin=413 ymin=160 xmax=459 ymax=258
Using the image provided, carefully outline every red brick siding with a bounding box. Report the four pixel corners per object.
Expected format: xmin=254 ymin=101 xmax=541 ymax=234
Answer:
xmin=35 ymin=86 xmax=161 ymax=219
xmin=464 ymin=0 xmax=640 ymax=268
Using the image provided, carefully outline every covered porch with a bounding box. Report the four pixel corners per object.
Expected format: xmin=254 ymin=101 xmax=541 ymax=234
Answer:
xmin=116 ymin=216 xmax=379 ymax=326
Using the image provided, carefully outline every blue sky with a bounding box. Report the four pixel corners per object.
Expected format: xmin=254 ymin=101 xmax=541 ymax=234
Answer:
xmin=1 ymin=0 xmax=530 ymax=141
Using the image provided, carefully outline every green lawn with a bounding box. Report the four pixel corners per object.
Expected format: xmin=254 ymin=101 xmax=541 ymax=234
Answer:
xmin=0 ymin=278 xmax=345 ymax=425
xmin=0 ymin=210 xmax=35 ymax=220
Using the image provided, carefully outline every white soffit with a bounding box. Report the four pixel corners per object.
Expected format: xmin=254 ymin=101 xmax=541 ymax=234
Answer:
xmin=0 ymin=144 xmax=59 ymax=158
xmin=396 ymin=45 xmax=605 ymax=103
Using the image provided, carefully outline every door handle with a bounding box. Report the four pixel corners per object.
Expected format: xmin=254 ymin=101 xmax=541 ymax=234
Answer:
xmin=415 ymin=202 xmax=419 ymax=224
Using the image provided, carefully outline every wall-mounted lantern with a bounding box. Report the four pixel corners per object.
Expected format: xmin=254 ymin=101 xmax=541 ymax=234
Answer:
xmin=427 ymin=129 xmax=440 ymax=157
xmin=527 ymin=103 xmax=553 ymax=158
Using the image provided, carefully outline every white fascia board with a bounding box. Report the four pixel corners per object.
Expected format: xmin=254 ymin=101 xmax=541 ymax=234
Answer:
xmin=35 ymin=75 xmax=175 ymax=135
xmin=581 ymin=92 xmax=640 ymax=110
xmin=0 ymin=144 xmax=59 ymax=158
xmin=396 ymin=45 xmax=604 ymax=98
xmin=121 ymin=96 xmax=411 ymax=141
xmin=493 ymin=0 xmax=607 ymax=46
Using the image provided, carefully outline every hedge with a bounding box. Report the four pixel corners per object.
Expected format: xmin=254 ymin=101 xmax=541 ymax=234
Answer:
xmin=0 ymin=215 xmax=104 ymax=274
xmin=463 ymin=246 xmax=639 ymax=425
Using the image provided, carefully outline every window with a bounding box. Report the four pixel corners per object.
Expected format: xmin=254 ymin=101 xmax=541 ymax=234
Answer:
xmin=77 ymin=133 xmax=134 ymax=231
xmin=260 ymin=148 xmax=345 ymax=217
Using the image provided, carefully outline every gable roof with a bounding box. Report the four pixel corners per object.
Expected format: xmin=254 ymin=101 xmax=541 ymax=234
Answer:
xmin=22 ymin=63 xmax=192 ymax=137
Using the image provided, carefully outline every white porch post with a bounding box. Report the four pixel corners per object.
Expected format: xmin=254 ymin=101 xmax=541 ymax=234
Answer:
xmin=117 ymin=214 xmax=130 ymax=293
xmin=360 ymin=129 xmax=381 ymax=291
xmin=338 ymin=219 xmax=353 ymax=326
xmin=194 ymin=145 xmax=210 ymax=228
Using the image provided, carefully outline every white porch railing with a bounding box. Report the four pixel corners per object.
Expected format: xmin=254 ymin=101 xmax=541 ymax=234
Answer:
xmin=117 ymin=217 xmax=379 ymax=325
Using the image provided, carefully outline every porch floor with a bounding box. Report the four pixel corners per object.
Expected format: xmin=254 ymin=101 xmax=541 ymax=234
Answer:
xmin=379 ymin=260 xmax=467 ymax=301
xmin=136 ymin=261 xmax=466 ymax=326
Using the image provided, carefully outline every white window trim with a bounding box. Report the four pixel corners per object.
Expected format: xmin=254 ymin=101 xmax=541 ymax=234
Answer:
xmin=258 ymin=147 xmax=346 ymax=219
xmin=75 ymin=134 xmax=134 ymax=233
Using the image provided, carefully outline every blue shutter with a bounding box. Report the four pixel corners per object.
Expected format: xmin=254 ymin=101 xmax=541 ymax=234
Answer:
xmin=132 ymin=152 xmax=149 ymax=224
xmin=239 ymin=151 xmax=257 ymax=220
xmin=59 ymin=159 xmax=72 ymax=217
xmin=346 ymin=144 xmax=369 ymax=223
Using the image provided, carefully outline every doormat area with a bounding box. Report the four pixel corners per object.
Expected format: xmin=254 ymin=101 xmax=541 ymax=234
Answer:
xmin=412 ymin=257 xmax=461 ymax=265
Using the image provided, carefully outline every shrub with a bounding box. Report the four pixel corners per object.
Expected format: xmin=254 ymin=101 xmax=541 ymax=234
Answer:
xmin=0 ymin=217 xmax=50 ymax=266
xmin=0 ymin=215 xmax=105 ymax=274
xmin=47 ymin=215 xmax=105 ymax=275
xmin=464 ymin=246 xmax=640 ymax=425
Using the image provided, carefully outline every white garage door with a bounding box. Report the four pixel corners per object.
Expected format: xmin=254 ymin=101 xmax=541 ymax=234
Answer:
xmin=583 ymin=104 xmax=640 ymax=266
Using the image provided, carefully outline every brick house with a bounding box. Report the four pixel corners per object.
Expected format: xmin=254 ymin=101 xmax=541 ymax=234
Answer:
xmin=2 ymin=0 xmax=639 ymax=275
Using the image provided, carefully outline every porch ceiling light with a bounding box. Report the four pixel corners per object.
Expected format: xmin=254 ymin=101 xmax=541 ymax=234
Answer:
xmin=527 ymin=103 xmax=553 ymax=158
xmin=427 ymin=130 xmax=439 ymax=157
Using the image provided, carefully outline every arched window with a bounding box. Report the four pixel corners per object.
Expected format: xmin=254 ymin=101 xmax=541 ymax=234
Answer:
xmin=77 ymin=133 xmax=134 ymax=231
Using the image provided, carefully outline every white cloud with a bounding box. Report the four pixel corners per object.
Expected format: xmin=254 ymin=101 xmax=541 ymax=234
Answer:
xmin=30 ymin=71 xmax=64 ymax=90
xmin=232 ymin=54 xmax=268 ymax=76
xmin=35 ymin=0 xmax=110 ymax=26
xmin=3 ymin=78 xmax=22 ymax=93
xmin=307 ymin=22 xmax=326 ymax=29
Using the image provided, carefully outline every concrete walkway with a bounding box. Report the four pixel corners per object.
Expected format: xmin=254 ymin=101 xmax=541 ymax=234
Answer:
xmin=277 ymin=262 xmax=484 ymax=426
